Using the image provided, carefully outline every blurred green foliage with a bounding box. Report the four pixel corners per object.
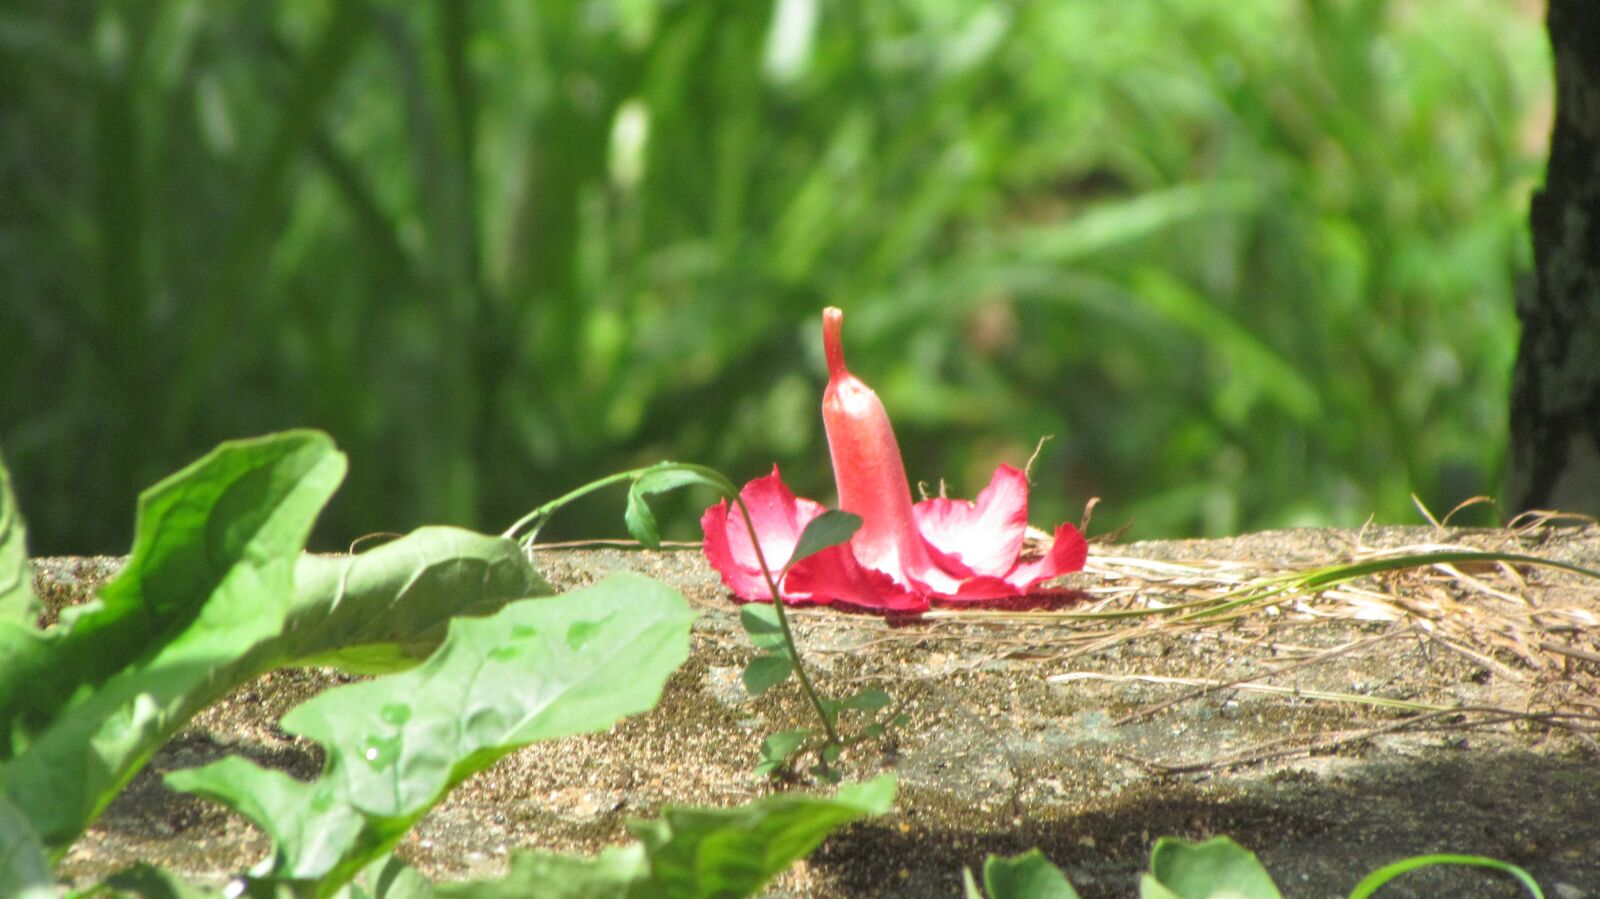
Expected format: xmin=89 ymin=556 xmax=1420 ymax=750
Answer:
xmin=0 ymin=0 xmax=1550 ymax=554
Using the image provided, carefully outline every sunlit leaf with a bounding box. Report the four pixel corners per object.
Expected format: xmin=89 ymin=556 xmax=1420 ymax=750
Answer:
xmin=289 ymin=527 xmax=553 ymax=674
xmin=1141 ymin=837 xmax=1282 ymax=899
xmin=629 ymin=775 xmax=895 ymax=897
xmin=755 ymin=728 xmax=811 ymax=778
xmin=168 ymin=573 xmax=695 ymax=891
xmin=2 ymin=430 xmax=347 ymax=853
xmin=983 ymin=849 xmax=1081 ymax=899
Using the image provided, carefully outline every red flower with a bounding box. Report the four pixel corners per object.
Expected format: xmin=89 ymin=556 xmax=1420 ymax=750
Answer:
xmin=701 ymin=307 xmax=1087 ymax=612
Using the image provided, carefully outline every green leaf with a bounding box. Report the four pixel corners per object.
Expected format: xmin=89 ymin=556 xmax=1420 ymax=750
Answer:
xmin=169 ymin=572 xmax=695 ymax=893
xmin=633 ymin=465 xmax=725 ymax=499
xmin=286 ymin=526 xmax=552 ymax=674
xmin=2 ymin=430 xmax=347 ymax=853
xmin=738 ymin=603 xmax=789 ymax=653
xmin=1138 ymin=876 xmax=1182 ymax=899
xmin=433 ymin=845 xmax=647 ymax=899
xmin=1141 ymin=837 xmax=1283 ymax=899
xmin=0 ymin=794 xmax=51 ymax=898
xmin=1 ymin=436 xmax=546 ymax=860
xmin=841 ymin=688 xmax=891 ymax=712
xmin=0 ymin=448 xmax=40 ymax=627
xmin=810 ymin=762 xmax=843 ymax=784
xmin=755 ymin=729 xmax=812 ymax=778
xmin=1347 ymin=854 xmax=1545 ymax=899
xmin=963 ymin=866 xmax=985 ymax=899
xmin=628 ymin=775 xmax=895 ymax=898
xmin=625 ymin=465 xmax=727 ymax=551
xmin=983 ymin=849 xmax=1081 ymax=899
xmin=784 ymin=510 xmax=861 ymax=570
xmin=741 ymin=652 xmax=794 ymax=696
xmin=624 ymin=484 xmax=661 ymax=550
xmin=434 ymin=778 xmax=894 ymax=899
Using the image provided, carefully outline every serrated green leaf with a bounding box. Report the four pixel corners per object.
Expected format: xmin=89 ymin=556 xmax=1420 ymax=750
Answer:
xmin=433 ymin=845 xmax=647 ymax=899
xmin=738 ymin=603 xmax=789 ymax=653
xmin=3 ymin=430 xmax=347 ymax=853
xmin=784 ymin=510 xmax=861 ymax=570
xmin=628 ymin=775 xmax=895 ymax=898
xmin=0 ymin=448 xmax=40 ymax=627
xmin=741 ymin=653 xmax=794 ymax=696
xmin=755 ymin=729 xmax=812 ymax=777
xmin=169 ymin=573 xmax=695 ymax=894
xmin=1143 ymin=837 xmax=1282 ymax=899
xmin=842 ymin=688 xmax=891 ymax=712
xmin=984 ymin=849 xmax=1081 ymax=899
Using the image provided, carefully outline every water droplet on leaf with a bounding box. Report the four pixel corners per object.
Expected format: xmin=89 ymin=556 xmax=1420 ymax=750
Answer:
xmin=359 ymin=734 xmax=402 ymax=769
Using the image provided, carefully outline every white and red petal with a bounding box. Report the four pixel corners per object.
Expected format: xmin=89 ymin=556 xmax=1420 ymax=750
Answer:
xmin=1003 ymin=522 xmax=1088 ymax=592
xmin=913 ymin=464 xmax=1030 ymax=579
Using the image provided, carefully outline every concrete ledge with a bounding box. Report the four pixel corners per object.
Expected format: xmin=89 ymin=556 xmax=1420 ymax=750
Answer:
xmin=33 ymin=525 xmax=1600 ymax=898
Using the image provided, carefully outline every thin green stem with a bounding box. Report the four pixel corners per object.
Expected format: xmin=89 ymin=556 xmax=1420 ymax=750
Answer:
xmin=732 ymin=495 xmax=843 ymax=753
xmin=502 ymin=470 xmax=637 ymax=542
xmin=1348 ymin=854 xmax=1544 ymax=899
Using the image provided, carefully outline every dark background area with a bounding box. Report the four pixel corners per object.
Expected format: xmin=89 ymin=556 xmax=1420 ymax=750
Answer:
xmin=0 ymin=0 xmax=1551 ymax=554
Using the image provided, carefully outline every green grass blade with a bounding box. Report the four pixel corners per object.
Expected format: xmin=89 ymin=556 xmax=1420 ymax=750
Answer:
xmin=1347 ymin=853 xmax=1544 ymax=899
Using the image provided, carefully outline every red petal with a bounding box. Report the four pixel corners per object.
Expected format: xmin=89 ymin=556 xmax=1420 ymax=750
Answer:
xmin=1004 ymin=523 xmax=1089 ymax=591
xmin=700 ymin=499 xmax=772 ymax=601
xmin=785 ymin=545 xmax=927 ymax=612
xmin=913 ymin=465 xmax=1030 ymax=578
xmin=700 ymin=467 xmax=825 ymax=602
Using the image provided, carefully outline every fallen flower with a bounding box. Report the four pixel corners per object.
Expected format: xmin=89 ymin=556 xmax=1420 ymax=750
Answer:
xmin=701 ymin=308 xmax=1086 ymax=612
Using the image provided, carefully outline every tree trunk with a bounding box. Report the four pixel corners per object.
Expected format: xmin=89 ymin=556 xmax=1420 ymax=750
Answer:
xmin=1509 ymin=0 xmax=1600 ymax=516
